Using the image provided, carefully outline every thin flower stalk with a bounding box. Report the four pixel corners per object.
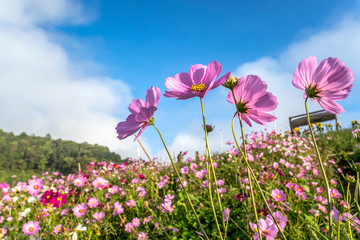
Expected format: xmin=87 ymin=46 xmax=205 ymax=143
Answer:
xmin=305 ymin=97 xmax=333 ymax=238
xmin=152 ymin=124 xmax=209 ymax=240
xmin=337 ymin=214 xmax=341 ymax=240
xmin=230 ymin=116 xmax=262 ymax=240
xmin=346 ymin=182 xmax=353 ymax=240
xmin=205 ymin=150 xmax=224 ymax=240
xmin=200 ymin=97 xmax=226 ymax=237
xmin=231 ymin=116 xmax=287 ymax=240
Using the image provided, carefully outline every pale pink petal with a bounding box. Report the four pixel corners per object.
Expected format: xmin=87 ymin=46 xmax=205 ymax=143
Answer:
xmin=189 ymin=64 xmax=206 ymax=84
xmin=251 ymin=92 xmax=278 ymax=111
xmin=202 ymin=60 xmax=222 ymax=85
xmin=145 ymin=86 xmax=161 ymax=107
xmin=315 ymin=58 xmax=354 ymax=91
xmin=211 ymin=71 xmax=231 ymax=89
xmin=292 ymin=56 xmax=317 ymax=90
xmin=165 ymin=75 xmax=191 ymax=92
xmin=316 ymin=98 xmax=344 ymax=114
xmin=128 ymin=99 xmax=146 ymax=114
xmin=134 ymin=106 xmax=157 ymax=122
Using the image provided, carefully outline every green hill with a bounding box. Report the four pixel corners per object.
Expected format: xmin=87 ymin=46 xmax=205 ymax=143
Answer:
xmin=0 ymin=129 xmax=123 ymax=182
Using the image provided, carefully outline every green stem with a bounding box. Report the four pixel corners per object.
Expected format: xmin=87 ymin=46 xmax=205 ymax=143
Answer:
xmin=305 ymin=98 xmax=333 ymax=239
xmin=205 ymin=151 xmax=224 ymax=240
xmin=200 ymin=97 xmax=227 ymax=235
xmin=230 ymin=89 xmax=287 ymax=239
xmin=337 ymin=214 xmax=341 ymax=240
xmin=152 ymin=124 xmax=209 ymax=240
xmin=229 ymin=116 xmax=262 ymax=240
xmin=231 ymin=117 xmax=287 ymax=240
xmin=346 ymin=183 xmax=353 ymax=240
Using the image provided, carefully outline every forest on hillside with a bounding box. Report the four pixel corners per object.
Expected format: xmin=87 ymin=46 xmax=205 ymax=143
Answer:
xmin=0 ymin=129 xmax=123 ymax=182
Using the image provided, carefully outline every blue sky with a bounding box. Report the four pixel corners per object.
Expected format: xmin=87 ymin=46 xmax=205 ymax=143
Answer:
xmin=0 ymin=0 xmax=359 ymax=160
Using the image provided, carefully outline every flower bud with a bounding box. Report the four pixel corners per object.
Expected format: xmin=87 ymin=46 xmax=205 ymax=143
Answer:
xmin=345 ymin=174 xmax=356 ymax=183
xmin=337 ymin=200 xmax=351 ymax=212
xmin=222 ymin=75 xmax=239 ymax=90
xmin=205 ymin=124 xmax=215 ymax=133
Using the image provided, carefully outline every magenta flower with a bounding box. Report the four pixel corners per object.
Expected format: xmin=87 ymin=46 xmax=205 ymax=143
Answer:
xmin=227 ymin=75 xmax=278 ymax=127
xmin=116 ymin=86 xmax=161 ymax=141
xmin=22 ymin=221 xmax=40 ymax=236
xmin=271 ymin=189 xmax=286 ymax=202
xmin=164 ymin=60 xmax=230 ymax=99
xmin=292 ymin=56 xmax=354 ymax=114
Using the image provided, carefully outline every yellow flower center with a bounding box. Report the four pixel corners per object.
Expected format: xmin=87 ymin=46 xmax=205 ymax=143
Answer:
xmin=79 ymin=209 xmax=83 ymax=213
xmin=276 ymin=195 xmax=280 ymax=199
xmin=34 ymin=185 xmax=38 ymax=189
xmin=264 ymin=230 xmax=268 ymax=234
xmin=57 ymin=197 xmax=61 ymax=201
xmin=191 ymin=83 xmax=205 ymax=92
xmin=29 ymin=227 xmax=33 ymax=232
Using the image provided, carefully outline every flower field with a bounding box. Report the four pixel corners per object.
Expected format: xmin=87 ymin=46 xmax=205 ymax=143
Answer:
xmin=1 ymin=57 xmax=360 ymax=239
xmin=0 ymin=127 xmax=359 ymax=239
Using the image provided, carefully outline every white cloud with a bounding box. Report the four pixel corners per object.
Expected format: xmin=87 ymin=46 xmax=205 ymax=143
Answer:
xmin=0 ymin=0 xmax=145 ymax=159
xmin=157 ymin=7 xmax=360 ymax=160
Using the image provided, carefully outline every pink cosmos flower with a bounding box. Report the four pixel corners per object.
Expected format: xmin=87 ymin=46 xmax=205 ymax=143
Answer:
xmin=126 ymin=199 xmax=136 ymax=208
xmin=258 ymin=218 xmax=278 ymax=240
xmin=113 ymin=201 xmax=124 ymax=215
xmin=266 ymin=211 xmax=288 ymax=231
xmin=73 ymin=203 xmax=87 ymax=218
xmin=271 ymin=189 xmax=286 ymax=202
xmin=88 ymin=197 xmax=99 ymax=208
xmin=132 ymin=217 xmax=141 ymax=227
xmin=292 ymin=56 xmax=354 ymax=114
xmin=227 ymin=75 xmax=277 ymax=127
xmin=53 ymin=224 xmax=62 ymax=235
xmin=22 ymin=221 xmax=40 ymax=236
xmin=164 ymin=60 xmax=230 ymax=99
xmin=93 ymin=212 xmax=105 ymax=222
xmin=125 ymin=222 xmax=134 ymax=233
xmin=116 ymin=86 xmax=161 ymax=141
xmin=223 ymin=208 xmax=230 ymax=222
xmin=138 ymin=232 xmax=148 ymax=240
xmin=74 ymin=177 xmax=86 ymax=187
xmin=27 ymin=178 xmax=43 ymax=197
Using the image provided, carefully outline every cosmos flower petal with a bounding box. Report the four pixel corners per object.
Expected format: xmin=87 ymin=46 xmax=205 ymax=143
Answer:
xmin=211 ymin=71 xmax=231 ymax=89
xmin=316 ymin=98 xmax=344 ymax=114
xmin=116 ymin=87 xmax=160 ymax=140
xmin=128 ymin=99 xmax=146 ymax=114
xmin=189 ymin=64 xmax=206 ymax=84
xmin=252 ymin=92 xmax=278 ymax=111
xmin=314 ymin=57 xmax=354 ymax=91
xmin=292 ymin=56 xmax=317 ymax=90
xmin=202 ymin=60 xmax=222 ymax=85
xmin=165 ymin=74 xmax=191 ymax=93
xmin=165 ymin=61 xmax=229 ymax=99
xmin=145 ymin=86 xmax=161 ymax=107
